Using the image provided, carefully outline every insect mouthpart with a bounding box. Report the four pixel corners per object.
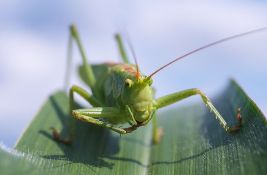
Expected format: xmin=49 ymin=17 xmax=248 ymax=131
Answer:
xmin=132 ymin=101 xmax=154 ymax=122
xmin=134 ymin=108 xmax=150 ymax=122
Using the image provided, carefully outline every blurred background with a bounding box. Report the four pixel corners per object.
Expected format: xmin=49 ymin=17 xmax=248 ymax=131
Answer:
xmin=0 ymin=0 xmax=266 ymax=147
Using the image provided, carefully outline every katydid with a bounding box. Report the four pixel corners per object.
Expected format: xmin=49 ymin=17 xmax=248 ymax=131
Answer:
xmin=51 ymin=25 xmax=267 ymax=145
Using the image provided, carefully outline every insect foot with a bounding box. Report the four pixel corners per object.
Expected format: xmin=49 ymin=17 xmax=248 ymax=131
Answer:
xmin=50 ymin=127 xmax=72 ymax=145
xmin=153 ymin=127 xmax=164 ymax=144
xmin=228 ymin=108 xmax=242 ymax=133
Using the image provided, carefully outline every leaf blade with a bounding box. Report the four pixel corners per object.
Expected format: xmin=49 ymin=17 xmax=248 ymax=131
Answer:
xmin=11 ymin=80 xmax=267 ymax=174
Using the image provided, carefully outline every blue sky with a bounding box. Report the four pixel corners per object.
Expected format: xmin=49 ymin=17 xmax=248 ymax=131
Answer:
xmin=0 ymin=0 xmax=267 ymax=146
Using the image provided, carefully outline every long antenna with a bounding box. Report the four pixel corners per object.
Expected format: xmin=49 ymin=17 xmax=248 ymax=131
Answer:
xmin=148 ymin=27 xmax=267 ymax=78
xmin=126 ymin=34 xmax=141 ymax=79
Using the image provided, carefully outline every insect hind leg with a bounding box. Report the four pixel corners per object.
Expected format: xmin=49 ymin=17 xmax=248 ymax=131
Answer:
xmin=228 ymin=108 xmax=242 ymax=132
xmin=66 ymin=25 xmax=97 ymax=90
xmin=115 ymin=33 xmax=130 ymax=63
xmin=50 ymin=127 xmax=72 ymax=145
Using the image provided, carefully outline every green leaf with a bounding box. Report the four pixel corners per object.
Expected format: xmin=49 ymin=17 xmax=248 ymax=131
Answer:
xmin=2 ymin=80 xmax=266 ymax=174
xmin=0 ymin=144 xmax=60 ymax=175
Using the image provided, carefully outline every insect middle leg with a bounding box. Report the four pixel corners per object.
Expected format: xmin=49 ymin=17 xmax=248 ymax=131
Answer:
xmin=155 ymin=88 xmax=242 ymax=132
xmin=152 ymin=113 xmax=164 ymax=144
xmin=69 ymin=85 xmax=101 ymax=111
xmin=52 ymin=85 xmax=102 ymax=144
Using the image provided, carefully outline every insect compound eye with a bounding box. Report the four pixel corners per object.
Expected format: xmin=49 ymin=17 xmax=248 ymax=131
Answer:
xmin=125 ymin=79 xmax=133 ymax=88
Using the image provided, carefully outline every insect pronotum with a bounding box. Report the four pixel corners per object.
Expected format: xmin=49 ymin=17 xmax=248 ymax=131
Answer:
xmin=51 ymin=25 xmax=267 ymax=144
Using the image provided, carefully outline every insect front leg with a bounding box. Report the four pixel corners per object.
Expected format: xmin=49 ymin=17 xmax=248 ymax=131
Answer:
xmin=155 ymin=88 xmax=242 ymax=133
xmin=72 ymin=107 xmax=128 ymax=134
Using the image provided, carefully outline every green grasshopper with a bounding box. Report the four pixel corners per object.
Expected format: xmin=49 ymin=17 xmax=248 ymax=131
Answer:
xmin=51 ymin=25 xmax=267 ymax=144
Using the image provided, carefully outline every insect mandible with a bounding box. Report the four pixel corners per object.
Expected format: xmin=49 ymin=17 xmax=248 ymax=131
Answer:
xmin=51 ymin=25 xmax=267 ymax=144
